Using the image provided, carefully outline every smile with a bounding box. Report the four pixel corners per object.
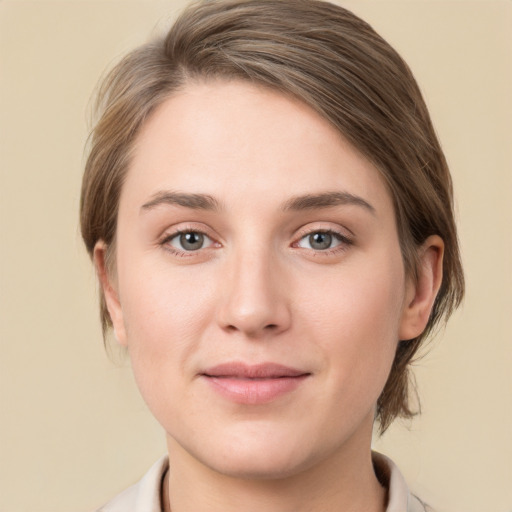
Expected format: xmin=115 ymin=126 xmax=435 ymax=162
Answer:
xmin=200 ymin=362 xmax=311 ymax=405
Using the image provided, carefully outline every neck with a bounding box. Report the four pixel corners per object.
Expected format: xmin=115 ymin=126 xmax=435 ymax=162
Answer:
xmin=163 ymin=428 xmax=386 ymax=512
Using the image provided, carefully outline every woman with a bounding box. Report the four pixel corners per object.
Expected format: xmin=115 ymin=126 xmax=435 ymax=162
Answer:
xmin=80 ymin=0 xmax=464 ymax=510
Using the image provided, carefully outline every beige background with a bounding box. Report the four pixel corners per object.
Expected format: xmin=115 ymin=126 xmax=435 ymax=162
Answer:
xmin=1 ymin=1 xmax=511 ymax=511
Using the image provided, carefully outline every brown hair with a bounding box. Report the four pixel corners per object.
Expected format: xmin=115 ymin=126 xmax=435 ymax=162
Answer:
xmin=80 ymin=0 xmax=464 ymax=432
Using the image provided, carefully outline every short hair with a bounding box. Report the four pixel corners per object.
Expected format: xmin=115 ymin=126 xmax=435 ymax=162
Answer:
xmin=80 ymin=0 xmax=464 ymax=432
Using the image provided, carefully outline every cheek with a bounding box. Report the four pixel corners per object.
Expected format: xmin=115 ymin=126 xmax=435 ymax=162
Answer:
xmin=120 ymin=250 xmax=214 ymax=334
xmin=304 ymin=254 xmax=404 ymax=336
xmin=116 ymin=259 xmax=216 ymax=397
xmin=302 ymin=255 xmax=405 ymax=402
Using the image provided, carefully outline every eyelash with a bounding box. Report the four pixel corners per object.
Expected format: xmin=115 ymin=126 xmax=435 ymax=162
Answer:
xmin=159 ymin=227 xmax=353 ymax=258
xmin=160 ymin=227 xmax=218 ymax=258
xmin=293 ymin=228 xmax=353 ymax=255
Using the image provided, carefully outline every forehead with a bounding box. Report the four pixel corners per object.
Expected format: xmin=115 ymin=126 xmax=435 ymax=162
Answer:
xmin=122 ymin=80 xmax=394 ymax=218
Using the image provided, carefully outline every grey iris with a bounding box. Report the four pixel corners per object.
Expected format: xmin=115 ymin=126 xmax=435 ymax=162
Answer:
xmin=180 ymin=232 xmax=204 ymax=251
xmin=309 ymin=232 xmax=332 ymax=250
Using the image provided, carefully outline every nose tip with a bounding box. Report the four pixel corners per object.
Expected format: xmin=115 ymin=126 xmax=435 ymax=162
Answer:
xmin=223 ymin=315 xmax=282 ymax=337
xmin=216 ymin=256 xmax=291 ymax=339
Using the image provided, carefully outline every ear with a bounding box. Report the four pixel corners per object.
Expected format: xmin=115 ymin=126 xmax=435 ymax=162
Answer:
xmin=93 ymin=241 xmax=127 ymax=346
xmin=399 ymin=235 xmax=444 ymax=341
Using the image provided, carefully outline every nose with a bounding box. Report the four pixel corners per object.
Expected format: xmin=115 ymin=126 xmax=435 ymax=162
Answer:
xmin=216 ymin=248 xmax=292 ymax=339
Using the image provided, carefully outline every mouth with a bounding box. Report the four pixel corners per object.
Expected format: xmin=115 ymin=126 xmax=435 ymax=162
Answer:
xmin=200 ymin=362 xmax=311 ymax=405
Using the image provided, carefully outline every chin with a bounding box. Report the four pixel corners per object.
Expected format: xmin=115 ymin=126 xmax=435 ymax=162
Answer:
xmin=206 ymin=450 xmax=311 ymax=481
xmin=187 ymin=425 xmax=327 ymax=481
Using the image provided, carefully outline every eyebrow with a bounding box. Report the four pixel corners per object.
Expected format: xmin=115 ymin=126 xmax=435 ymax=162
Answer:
xmin=282 ymin=191 xmax=375 ymax=214
xmin=141 ymin=191 xmax=222 ymax=212
xmin=141 ymin=190 xmax=375 ymax=215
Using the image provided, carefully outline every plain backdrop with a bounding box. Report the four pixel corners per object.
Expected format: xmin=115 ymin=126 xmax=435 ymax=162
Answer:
xmin=0 ymin=1 xmax=511 ymax=511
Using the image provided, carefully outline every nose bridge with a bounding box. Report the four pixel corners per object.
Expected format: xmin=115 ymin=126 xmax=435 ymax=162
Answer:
xmin=217 ymin=238 xmax=290 ymax=337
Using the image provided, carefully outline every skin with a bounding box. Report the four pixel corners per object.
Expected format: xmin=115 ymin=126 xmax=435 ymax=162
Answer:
xmin=95 ymin=80 xmax=443 ymax=512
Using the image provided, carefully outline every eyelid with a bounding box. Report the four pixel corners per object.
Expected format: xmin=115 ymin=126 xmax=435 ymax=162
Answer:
xmin=159 ymin=223 xmax=221 ymax=256
xmin=291 ymin=224 xmax=354 ymax=252
xmin=167 ymin=230 xmax=215 ymax=249
xmin=293 ymin=223 xmax=353 ymax=242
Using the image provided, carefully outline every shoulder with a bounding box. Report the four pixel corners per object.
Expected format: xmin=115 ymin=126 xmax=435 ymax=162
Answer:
xmin=94 ymin=455 xmax=169 ymax=512
xmin=372 ymin=451 xmax=430 ymax=512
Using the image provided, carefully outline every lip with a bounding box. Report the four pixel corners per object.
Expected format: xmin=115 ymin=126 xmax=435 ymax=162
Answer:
xmin=200 ymin=362 xmax=311 ymax=405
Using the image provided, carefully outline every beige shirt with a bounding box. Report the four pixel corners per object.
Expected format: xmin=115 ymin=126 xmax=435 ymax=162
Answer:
xmin=96 ymin=452 xmax=427 ymax=512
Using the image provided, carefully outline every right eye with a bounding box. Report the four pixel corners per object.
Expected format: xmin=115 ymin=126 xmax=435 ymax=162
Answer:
xmin=165 ymin=231 xmax=215 ymax=253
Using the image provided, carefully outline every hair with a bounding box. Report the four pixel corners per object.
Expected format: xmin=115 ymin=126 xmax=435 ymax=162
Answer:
xmin=80 ymin=0 xmax=464 ymax=432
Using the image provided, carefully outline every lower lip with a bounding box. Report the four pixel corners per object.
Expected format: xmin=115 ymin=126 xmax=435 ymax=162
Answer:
xmin=202 ymin=375 xmax=309 ymax=405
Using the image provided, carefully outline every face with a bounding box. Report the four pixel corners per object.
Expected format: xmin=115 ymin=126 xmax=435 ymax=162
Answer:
xmin=100 ymin=80 xmax=422 ymax=479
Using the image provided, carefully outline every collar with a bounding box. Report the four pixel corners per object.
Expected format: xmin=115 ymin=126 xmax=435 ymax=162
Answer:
xmin=97 ymin=452 xmax=425 ymax=512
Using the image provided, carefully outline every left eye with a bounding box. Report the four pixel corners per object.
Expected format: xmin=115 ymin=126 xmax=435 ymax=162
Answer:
xmin=297 ymin=231 xmax=345 ymax=251
xmin=168 ymin=231 xmax=214 ymax=251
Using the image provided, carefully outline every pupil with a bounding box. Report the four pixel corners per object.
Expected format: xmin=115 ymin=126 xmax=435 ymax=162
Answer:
xmin=310 ymin=232 xmax=332 ymax=250
xmin=180 ymin=232 xmax=204 ymax=251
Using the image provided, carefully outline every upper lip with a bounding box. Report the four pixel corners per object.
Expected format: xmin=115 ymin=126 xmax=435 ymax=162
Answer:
xmin=201 ymin=362 xmax=310 ymax=379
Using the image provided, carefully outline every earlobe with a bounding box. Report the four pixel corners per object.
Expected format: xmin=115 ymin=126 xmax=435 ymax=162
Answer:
xmin=399 ymin=235 xmax=444 ymax=341
xmin=93 ymin=241 xmax=127 ymax=346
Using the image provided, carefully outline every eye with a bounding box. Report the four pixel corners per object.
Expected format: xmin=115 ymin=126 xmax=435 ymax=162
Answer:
xmin=166 ymin=231 xmax=214 ymax=252
xmin=296 ymin=230 xmax=348 ymax=251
